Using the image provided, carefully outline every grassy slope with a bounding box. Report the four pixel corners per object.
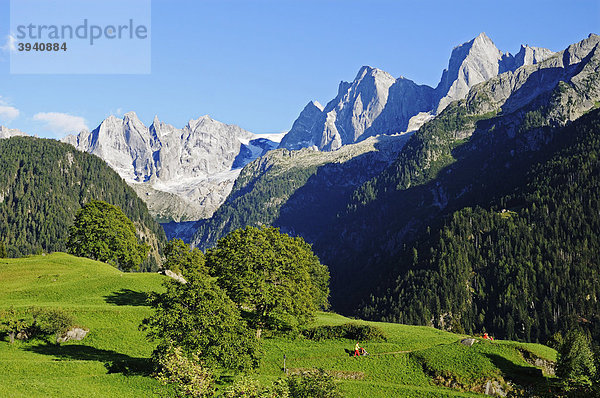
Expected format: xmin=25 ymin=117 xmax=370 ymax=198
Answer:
xmin=0 ymin=254 xmax=556 ymax=397
xmin=0 ymin=253 xmax=167 ymax=397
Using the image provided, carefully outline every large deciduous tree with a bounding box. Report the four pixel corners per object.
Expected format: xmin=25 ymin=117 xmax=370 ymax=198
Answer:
xmin=142 ymin=240 xmax=260 ymax=372
xmin=67 ymin=200 xmax=149 ymax=271
xmin=206 ymin=226 xmax=330 ymax=336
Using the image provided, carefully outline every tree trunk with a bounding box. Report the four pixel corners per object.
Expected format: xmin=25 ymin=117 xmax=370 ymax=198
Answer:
xmin=9 ymin=331 xmax=15 ymax=344
xmin=256 ymin=328 xmax=262 ymax=339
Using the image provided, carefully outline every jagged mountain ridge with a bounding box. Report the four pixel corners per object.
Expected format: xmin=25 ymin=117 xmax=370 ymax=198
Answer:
xmin=279 ymin=32 xmax=556 ymax=151
xmin=63 ymin=113 xmax=283 ymax=222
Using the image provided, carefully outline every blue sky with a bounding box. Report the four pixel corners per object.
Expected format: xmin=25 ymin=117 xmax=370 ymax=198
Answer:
xmin=0 ymin=0 xmax=598 ymax=138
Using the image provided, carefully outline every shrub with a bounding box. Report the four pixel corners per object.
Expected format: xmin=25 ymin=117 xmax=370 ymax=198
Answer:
xmin=224 ymin=376 xmax=289 ymax=398
xmin=30 ymin=307 xmax=75 ymax=342
xmin=156 ymin=346 xmax=214 ymax=398
xmin=0 ymin=307 xmax=28 ymax=344
xmin=286 ymin=369 xmax=344 ymax=398
xmin=303 ymin=323 xmax=386 ymax=342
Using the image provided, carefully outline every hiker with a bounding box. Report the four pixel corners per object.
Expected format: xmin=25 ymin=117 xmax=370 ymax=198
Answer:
xmin=483 ymin=332 xmax=489 ymax=340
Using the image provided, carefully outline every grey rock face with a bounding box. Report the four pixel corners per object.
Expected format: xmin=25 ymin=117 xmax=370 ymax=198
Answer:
xmin=63 ymin=113 xmax=281 ymax=221
xmin=435 ymin=33 xmax=556 ymax=113
xmin=278 ymin=101 xmax=324 ymax=150
xmin=280 ymin=66 xmax=412 ymax=151
xmin=436 ymin=33 xmax=508 ymax=113
xmin=280 ymin=33 xmax=555 ymax=152
xmin=464 ymin=33 xmax=600 ymax=118
xmin=0 ymin=126 xmax=28 ymax=139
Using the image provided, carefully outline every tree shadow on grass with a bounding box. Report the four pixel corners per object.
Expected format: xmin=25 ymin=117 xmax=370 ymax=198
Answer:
xmin=104 ymin=288 xmax=149 ymax=306
xmin=23 ymin=343 xmax=153 ymax=376
xmin=484 ymin=353 xmax=545 ymax=385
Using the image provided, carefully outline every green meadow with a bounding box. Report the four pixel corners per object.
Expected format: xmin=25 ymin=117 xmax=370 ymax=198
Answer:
xmin=0 ymin=253 xmax=556 ymax=397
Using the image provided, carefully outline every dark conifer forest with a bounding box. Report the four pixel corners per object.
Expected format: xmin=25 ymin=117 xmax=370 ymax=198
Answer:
xmin=0 ymin=137 xmax=165 ymax=268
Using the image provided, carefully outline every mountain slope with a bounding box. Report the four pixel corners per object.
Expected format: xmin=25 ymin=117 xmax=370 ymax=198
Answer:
xmin=63 ymin=113 xmax=282 ymax=222
xmin=191 ymin=133 xmax=413 ymax=249
xmin=361 ymin=107 xmax=600 ymax=343
xmin=280 ymin=33 xmax=555 ymax=152
xmin=0 ymin=136 xmax=165 ymax=268
xmin=316 ymin=33 xmax=600 ymax=316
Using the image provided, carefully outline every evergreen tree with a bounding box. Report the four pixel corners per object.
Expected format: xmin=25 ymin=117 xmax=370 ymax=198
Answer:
xmin=359 ymin=109 xmax=600 ymax=343
xmin=557 ymin=330 xmax=597 ymax=384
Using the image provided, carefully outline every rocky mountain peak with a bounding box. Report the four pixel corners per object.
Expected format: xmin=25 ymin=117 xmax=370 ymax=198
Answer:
xmin=435 ymin=32 xmax=505 ymax=113
xmin=562 ymin=33 xmax=600 ymax=65
xmin=278 ymin=101 xmax=326 ymax=150
xmin=513 ymin=44 xmax=555 ymax=66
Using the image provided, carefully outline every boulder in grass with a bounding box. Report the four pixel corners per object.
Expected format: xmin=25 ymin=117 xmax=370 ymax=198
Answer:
xmin=57 ymin=327 xmax=89 ymax=343
xmin=460 ymin=338 xmax=478 ymax=347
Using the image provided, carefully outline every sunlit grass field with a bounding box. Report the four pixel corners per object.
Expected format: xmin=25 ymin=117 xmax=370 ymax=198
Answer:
xmin=0 ymin=253 xmax=556 ymax=397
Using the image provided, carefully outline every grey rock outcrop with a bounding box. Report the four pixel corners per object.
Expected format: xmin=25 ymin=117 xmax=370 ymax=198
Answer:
xmin=280 ymin=33 xmax=555 ymax=152
xmin=57 ymin=327 xmax=89 ymax=343
xmin=278 ymin=101 xmax=324 ymax=150
xmin=0 ymin=126 xmax=28 ymax=139
xmin=63 ymin=113 xmax=282 ymax=221
xmin=162 ymin=269 xmax=187 ymax=284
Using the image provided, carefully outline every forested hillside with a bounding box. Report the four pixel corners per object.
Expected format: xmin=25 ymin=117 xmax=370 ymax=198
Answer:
xmin=0 ymin=137 xmax=165 ymax=268
xmin=360 ymin=109 xmax=600 ymax=343
xmin=314 ymin=35 xmax=600 ymax=316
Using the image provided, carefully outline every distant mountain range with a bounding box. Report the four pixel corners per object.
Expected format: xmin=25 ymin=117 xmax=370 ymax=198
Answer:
xmin=2 ymin=32 xmax=599 ymax=342
xmin=1 ymin=33 xmax=558 ymax=226
xmin=62 ymin=113 xmax=284 ymax=222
